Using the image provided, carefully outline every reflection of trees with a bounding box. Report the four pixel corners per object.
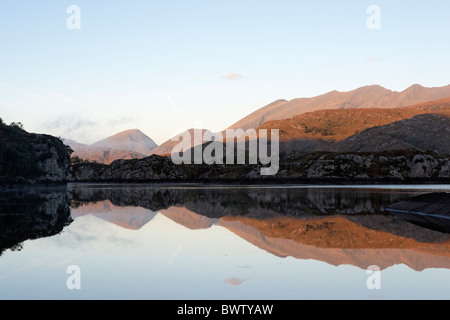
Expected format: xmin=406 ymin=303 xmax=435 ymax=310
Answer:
xmin=0 ymin=188 xmax=72 ymax=255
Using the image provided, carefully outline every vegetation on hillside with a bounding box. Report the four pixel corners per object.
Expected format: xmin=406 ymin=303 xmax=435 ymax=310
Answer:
xmin=0 ymin=118 xmax=72 ymax=183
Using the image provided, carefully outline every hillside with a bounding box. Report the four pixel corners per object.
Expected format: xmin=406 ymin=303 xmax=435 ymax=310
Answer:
xmin=149 ymin=128 xmax=212 ymax=156
xmin=255 ymin=98 xmax=450 ymax=154
xmin=332 ymin=114 xmax=450 ymax=154
xmin=0 ymin=120 xmax=72 ymax=186
xmin=229 ymin=84 xmax=450 ymax=130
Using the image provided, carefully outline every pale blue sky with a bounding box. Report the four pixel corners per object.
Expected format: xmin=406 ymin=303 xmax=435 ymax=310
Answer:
xmin=1 ymin=0 xmax=450 ymax=144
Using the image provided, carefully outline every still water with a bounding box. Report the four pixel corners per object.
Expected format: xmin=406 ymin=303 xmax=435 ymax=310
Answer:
xmin=1 ymin=183 xmax=450 ymax=300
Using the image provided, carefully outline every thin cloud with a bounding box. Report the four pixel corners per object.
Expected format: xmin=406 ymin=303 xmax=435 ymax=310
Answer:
xmin=106 ymin=115 xmax=135 ymax=127
xmin=224 ymin=277 xmax=248 ymax=286
xmin=366 ymin=56 xmax=381 ymax=62
xmin=42 ymin=113 xmax=98 ymax=142
xmin=45 ymin=114 xmax=96 ymax=133
xmin=167 ymin=94 xmax=184 ymax=116
xmin=222 ymin=73 xmax=245 ymax=81
xmin=0 ymin=81 xmax=47 ymax=104
xmin=48 ymin=92 xmax=90 ymax=109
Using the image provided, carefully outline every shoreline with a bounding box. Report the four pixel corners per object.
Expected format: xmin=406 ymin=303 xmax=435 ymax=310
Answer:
xmin=2 ymin=178 xmax=450 ymax=192
xmin=66 ymin=177 xmax=450 ymax=185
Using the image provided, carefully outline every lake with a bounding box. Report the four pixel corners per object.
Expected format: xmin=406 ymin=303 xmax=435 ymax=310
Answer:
xmin=1 ymin=183 xmax=450 ymax=300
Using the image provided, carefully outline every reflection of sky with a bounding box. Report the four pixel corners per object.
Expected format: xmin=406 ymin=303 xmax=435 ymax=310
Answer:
xmin=1 ymin=211 xmax=450 ymax=300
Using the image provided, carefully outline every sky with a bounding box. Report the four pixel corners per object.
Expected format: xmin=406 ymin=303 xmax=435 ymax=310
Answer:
xmin=1 ymin=0 xmax=450 ymax=145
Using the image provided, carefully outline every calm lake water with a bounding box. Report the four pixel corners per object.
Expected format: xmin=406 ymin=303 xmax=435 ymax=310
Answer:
xmin=1 ymin=183 xmax=450 ymax=300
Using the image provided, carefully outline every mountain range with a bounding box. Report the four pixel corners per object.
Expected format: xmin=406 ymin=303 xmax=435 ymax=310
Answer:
xmin=228 ymin=84 xmax=450 ymax=130
xmin=257 ymin=97 xmax=450 ymax=154
xmin=66 ymin=84 xmax=450 ymax=163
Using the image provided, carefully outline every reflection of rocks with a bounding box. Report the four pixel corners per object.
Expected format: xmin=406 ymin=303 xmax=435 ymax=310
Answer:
xmin=68 ymin=184 xmax=450 ymax=271
xmin=69 ymin=185 xmax=420 ymax=218
xmin=385 ymin=192 xmax=450 ymax=234
xmin=0 ymin=188 xmax=72 ymax=255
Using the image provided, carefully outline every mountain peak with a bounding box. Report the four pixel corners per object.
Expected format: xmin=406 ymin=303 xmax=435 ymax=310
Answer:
xmin=92 ymin=129 xmax=158 ymax=154
xmin=110 ymin=129 xmax=144 ymax=137
xmin=405 ymin=84 xmax=425 ymax=92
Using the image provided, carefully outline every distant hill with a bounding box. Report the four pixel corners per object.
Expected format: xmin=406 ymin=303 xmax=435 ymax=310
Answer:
xmin=229 ymin=84 xmax=450 ymax=130
xmin=66 ymin=129 xmax=158 ymax=164
xmin=92 ymin=129 xmax=157 ymax=155
xmin=64 ymin=139 xmax=147 ymax=165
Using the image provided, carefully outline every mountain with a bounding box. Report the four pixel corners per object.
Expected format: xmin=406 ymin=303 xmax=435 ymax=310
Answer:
xmin=65 ymin=129 xmax=159 ymax=164
xmin=92 ymin=129 xmax=157 ymax=155
xmin=228 ymin=99 xmax=288 ymax=131
xmin=255 ymin=97 xmax=450 ymax=154
xmin=149 ymin=128 xmax=212 ymax=156
xmin=64 ymin=139 xmax=147 ymax=165
xmin=229 ymin=84 xmax=450 ymax=130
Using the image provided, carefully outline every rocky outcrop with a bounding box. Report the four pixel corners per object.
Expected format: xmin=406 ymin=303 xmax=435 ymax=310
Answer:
xmin=298 ymin=152 xmax=450 ymax=181
xmin=32 ymin=134 xmax=72 ymax=182
xmin=68 ymin=150 xmax=450 ymax=183
xmin=0 ymin=122 xmax=72 ymax=187
xmin=68 ymin=156 xmax=189 ymax=182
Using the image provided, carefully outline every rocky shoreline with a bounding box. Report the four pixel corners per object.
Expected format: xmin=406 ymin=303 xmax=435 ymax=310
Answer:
xmin=67 ymin=150 xmax=450 ymax=185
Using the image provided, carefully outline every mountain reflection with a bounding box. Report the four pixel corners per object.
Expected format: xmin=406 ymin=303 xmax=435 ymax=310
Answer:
xmin=69 ymin=184 xmax=450 ymax=271
xmin=2 ymin=184 xmax=450 ymax=272
xmin=0 ymin=187 xmax=72 ymax=255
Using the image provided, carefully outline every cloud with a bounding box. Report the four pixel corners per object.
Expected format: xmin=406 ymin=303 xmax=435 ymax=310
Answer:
xmin=366 ymin=56 xmax=381 ymax=62
xmin=222 ymin=73 xmax=245 ymax=81
xmin=106 ymin=115 xmax=135 ymax=127
xmin=41 ymin=113 xmax=98 ymax=142
xmin=224 ymin=277 xmax=248 ymax=286
xmin=45 ymin=114 xmax=96 ymax=132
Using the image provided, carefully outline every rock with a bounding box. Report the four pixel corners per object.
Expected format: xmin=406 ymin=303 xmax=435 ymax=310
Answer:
xmin=67 ymin=150 xmax=450 ymax=183
xmin=0 ymin=123 xmax=71 ymax=186
xmin=389 ymin=169 xmax=404 ymax=180
xmin=439 ymin=165 xmax=450 ymax=178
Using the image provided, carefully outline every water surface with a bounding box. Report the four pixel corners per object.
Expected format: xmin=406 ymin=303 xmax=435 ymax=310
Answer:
xmin=1 ymin=184 xmax=450 ymax=300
